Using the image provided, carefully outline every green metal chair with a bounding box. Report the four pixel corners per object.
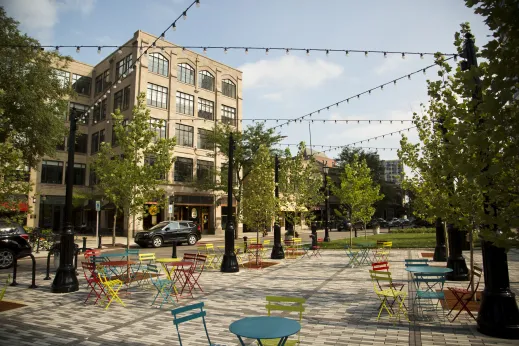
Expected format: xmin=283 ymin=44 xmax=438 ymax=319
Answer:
xmin=148 ymin=264 xmax=177 ymax=308
xmin=171 ymin=302 xmax=217 ymax=346
xmin=262 ymin=296 xmax=306 ymax=345
xmin=344 ymin=245 xmax=360 ymax=267
xmin=414 ymin=273 xmax=446 ymax=317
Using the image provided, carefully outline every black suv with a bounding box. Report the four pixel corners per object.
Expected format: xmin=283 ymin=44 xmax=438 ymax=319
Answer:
xmin=0 ymin=221 xmax=32 ymax=269
xmin=135 ymin=220 xmax=201 ymax=248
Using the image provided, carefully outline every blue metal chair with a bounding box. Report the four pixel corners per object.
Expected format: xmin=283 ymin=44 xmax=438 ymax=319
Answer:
xmin=413 ymin=273 xmax=446 ymax=317
xmin=171 ymin=302 xmax=217 ymax=346
xmin=344 ymin=245 xmax=360 ymax=267
xmin=148 ymin=264 xmax=177 ymax=308
xmin=404 ymin=258 xmax=429 ymax=267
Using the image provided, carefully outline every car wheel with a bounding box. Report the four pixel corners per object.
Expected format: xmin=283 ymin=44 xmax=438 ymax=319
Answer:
xmin=0 ymin=249 xmax=15 ymax=269
xmin=187 ymin=234 xmax=197 ymax=246
xmin=152 ymin=236 xmax=163 ymax=248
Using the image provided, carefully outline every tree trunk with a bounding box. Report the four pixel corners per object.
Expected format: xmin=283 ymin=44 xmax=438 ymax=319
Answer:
xmin=112 ymin=209 xmax=117 ymax=246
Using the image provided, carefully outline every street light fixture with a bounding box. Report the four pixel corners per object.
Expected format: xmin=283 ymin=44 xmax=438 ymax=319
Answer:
xmin=323 ymin=165 xmax=330 ymax=242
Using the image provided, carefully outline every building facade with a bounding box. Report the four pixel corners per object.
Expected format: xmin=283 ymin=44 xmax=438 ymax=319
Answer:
xmin=381 ymin=159 xmax=403 ymax=184
xmin=25 ymin=30 xmax=243 ymax=237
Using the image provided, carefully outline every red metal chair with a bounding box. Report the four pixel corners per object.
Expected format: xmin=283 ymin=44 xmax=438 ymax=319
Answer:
xmin=447 ymin=265 xmax=482 ymax=322
xmin=81 ymin=261 xmax=106 ymax=305
xmin=84 ymin=249 xmax=102 ymax=262
xmin=371 ymin=261 xmax=390 ymax=272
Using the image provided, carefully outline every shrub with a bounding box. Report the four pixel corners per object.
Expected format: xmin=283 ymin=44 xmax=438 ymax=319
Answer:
xmin=388 ymin=227 xmax=435 ymax=234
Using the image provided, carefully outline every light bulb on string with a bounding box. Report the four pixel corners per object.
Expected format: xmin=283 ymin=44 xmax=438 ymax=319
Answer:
xmin=76 ymin=46 xmax=80 ymax=53
xmin=97 ymin=46 xmax=101 ymax=54
xmin=347 ymin=99 xmax=350 ymax=103
xmin=306 ymin=49 xmax=310 ymax=56
xmin=54 ymin=46 xmax=59 ymax=53
xmin=172 ymin=23 xmax=176 ymax=31
xmin=393 ymin=80 xmax=397 ymax=86
xmin=160 ymin=33 xmax=165 ymax=41
xmin=245 ymin=48 xmax=248 ymax=54
xmin=265 ymin=48 xmax=269 ymax=55
xmin=423 ymin=69 xmax=426 ymax=75
xmin=113 ymin=84 xmax=117 ymax=89
xmin=183 ymin=11 xmax=187 ymax=20
xmin=203 ymin=47 xmax=207 ymax=54
xmin=139 ymin=45 xmax=143 ymax=53
xmin=402 ymin=52 xmax=405 ymax=59
xmin=453 ymin=54 xmax=457 ymax=62
xmin=285 ymin=49 xmax=289 ymax=55
xmin=408 ymin=74 xmax=411 ymax=80
xmin=380 ymin=85 xmax=384 ymax=91
xmin=196 ymin=0 xmax=200 ymax=8
xmin=420 ymin=53 xmax=424 ymax=59
xmin=118 ymin=79 xmax=121 ymax=84
xmin=384 ymin=52 xmax=387 ymax=58
xmin=118 ymin=47 xmax=122 ymax=54
xmin=326 ymin=50 xmax=329 ymax=56
xmin=364 ymin=51 xmax=368 ymax=57
xmin=224 ymin=48 xmax=228 ymax=54
xmin=345 ymin=50 xmax=349 ymax=57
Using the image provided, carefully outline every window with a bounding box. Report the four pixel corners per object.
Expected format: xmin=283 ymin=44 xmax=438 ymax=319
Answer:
xmin=175 ymin=123 xmax=194 ymax=147
xmin=222 ymin=79 xmax=236 ymax=98
xmin=197 ymin=160 xmax=214 ymax=183
xmin=198 ymin=70 xmax=214 ymax=91
xmin=174 ymin=157 xmax=193 ymax=182
xmin=148 ymin=53 xmax=169 ymax=76
xmin=75 ymin=134 xmax=88 ymax=154
xmin=123 ymin=86 xmax=131 ymax=110
xmin=221 ymin=105 xmax=237 ymax=126
xmin=177 ymin=63 xmax=195 ymax=85
xmin=69 ymin=102 xmax=89 ymax=125
xmin=91 ymin=130 xmax=104 ymax=154
xmin=145 ymin=155 xmax=166 ymax=180
xmin=103 ymin=69 xmax=111 ymax=90
xmin=176 ymin=91 xmax=194 ymax=115
xmin=116 ymin=54 xmax=132 ymax=79
xmin=150 ymin=118 xmax=167 ymax=141
xmin=65 ymin=163 xmax=86 ymax=185
xmin=41 ymin=160 xmax=63 ymax=184
xmin=198 ymin=98 xmax=214 ymax=120
xmin=93 ymin=99 xmax=107 ymax=123
xmin=197 ymin=128 xmax=213 ymax=150
xmin=114 ymin=89 xmax=123 ymax=111
xmin=147 ymin=83 xmax=168 ymax=109
xmin=72 ymin=74 xmax=91 ymax=95
xmin=95 ymin=75 xmax=103 ymax=94
xmin=55 ymin=70 xmax=70 ymax=88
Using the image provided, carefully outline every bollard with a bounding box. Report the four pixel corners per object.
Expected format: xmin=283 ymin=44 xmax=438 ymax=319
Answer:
xmin=82 ymin=237 xmax=87 ymax=253
xmin=44 ymin=250 xmax=52 ymax=280
xmin=98 ymin=234 xmax=102 ymax=249
xmin=36 ymin=237 xmax=40 ymax=253
xmin=74 ymin=248 xmax=79 ymax=275
xmin=243 ymin=236 xmax=248 ymax=254
xmin=28 ymin=254 xmax=38 ymax=289
xmin=10 ymin=256 xmax=18 ymax=286
xmin=172 ymin=240 xmax=178 ymax=258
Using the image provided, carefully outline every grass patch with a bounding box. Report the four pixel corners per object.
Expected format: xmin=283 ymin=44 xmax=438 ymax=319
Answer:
xmin=388 ymin=227 xmax=435 ymax=234
xmin=320 ymin=233 xmax=436 ymax=249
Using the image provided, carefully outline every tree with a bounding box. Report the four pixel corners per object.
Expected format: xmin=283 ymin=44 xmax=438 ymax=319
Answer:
xmin=91 ymin=93 xmax=176 ymax=247
xmin=241 ymin=145 xmax=277 ymax=263
xmin=206 ymin=123 xmax=283 ymax=237
xmin=0 ymin=8 xmax=73 ymax=168
xmin=278 ymin=142 xmax=324 ymax=233
xmin=336 ymin=147 xmax=384 ymax=184
xmin=330 ymin=156 xmax=383 ymax=246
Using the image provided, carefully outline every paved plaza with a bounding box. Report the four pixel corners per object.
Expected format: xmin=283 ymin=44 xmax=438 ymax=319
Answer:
xmin=0 ymin=247 xmax=518 ymax=346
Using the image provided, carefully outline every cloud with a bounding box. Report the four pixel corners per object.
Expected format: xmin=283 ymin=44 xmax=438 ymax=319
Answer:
xmin=3 ymin=0 xmax=96 ymax=44
xmin=261 ymin=93 xmax=283 ymax=101
xmin=373 ymin=55 xmax=407 ymax=75
xmin=239 ymin=56 xmax=344 ymax=90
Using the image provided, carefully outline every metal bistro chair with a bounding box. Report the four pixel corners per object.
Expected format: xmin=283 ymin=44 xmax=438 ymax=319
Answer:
xmin=171 ymin=302 xmax=220 ymax=346
xmin=447 ymin=265 xmax=483 ymax=322
xmin=262 ymin=296 xmax=306 ymax=346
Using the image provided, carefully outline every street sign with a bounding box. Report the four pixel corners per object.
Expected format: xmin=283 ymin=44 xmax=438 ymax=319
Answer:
xmin=168 ymin=204 xmax=173 ymax=214
xmin=95 ymin=200 xmax=101 ymax=212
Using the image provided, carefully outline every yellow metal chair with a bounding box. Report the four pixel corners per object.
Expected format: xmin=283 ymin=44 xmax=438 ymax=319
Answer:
xmin=96 ymin=265 xmax=126 ymax=310
xmin=197 ymin=244 xmax=219 ymax=269
xmin=369 ymin=270 xmax=408 ymax=321
xmin=234 ymin=245 xmax=247 ymax=267
xmin=136 ymin=253 xmax=156 ymax=286
xmin=374 ymin=241 xmax=392 ymax=262
xmin=262 ymin=296 xmax=306 ymax=345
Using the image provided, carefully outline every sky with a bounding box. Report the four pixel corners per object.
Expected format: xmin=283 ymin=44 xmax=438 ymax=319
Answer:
xmin=3 ymin=0 xmax=492 ymax=162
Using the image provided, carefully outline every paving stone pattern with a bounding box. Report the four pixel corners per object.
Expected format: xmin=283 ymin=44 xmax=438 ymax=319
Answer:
xmin=0 ymin=249 xmax=518 ymax=345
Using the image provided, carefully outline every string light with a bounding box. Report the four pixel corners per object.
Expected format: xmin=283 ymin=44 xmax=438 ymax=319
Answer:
xmin=364 ymin=51 xmax=368 ymax=57
xmin=306 ymin=49 xmax=310 ymax=56
xmin=326 ymin=50 xmax=329 ymax=56
xmin=265 ymin=48 xmax=269 ymax=55
xmin=173 ymin=23 xmax=176 ymax=31
xmin=423 ymin=69 xmax=426 ymax=75
xmin=245 ymin=48 xmax=248 ymax=54
xmin=160 ymin=33 xmax=165 ymax=40
xmin=76 ymin=46 xmax=80 ymax=53
xmin=420 ymin=53 xmax=424 ymax=59
xmin=55 ymin=46 xmax=59 ymax=52
xmin=402 ymin=52 xmax=405 ymax=59
xmin=224 ymin=48 xmax=228 ymax=54
xmin=203 ymin=47 xmax=207 ymax=54
xmin=384 ymin=52 xmax=387 ymax=58
xmin=196 ymin=0 xmax=200 ymax=7
xmin=97 ymin=46 xmax=101 ymax=54
xmin=183 ymin=11 xmax=187 ymax=20
xmin=285 ymin=48 xmax=289 ymax=55
xmin=345 ymin=50 xmax=349 ymax=56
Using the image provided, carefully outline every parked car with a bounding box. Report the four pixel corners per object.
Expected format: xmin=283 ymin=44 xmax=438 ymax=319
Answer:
xmin=0 ymin=220 xmax=32 ymax=269
xmin=134 ymin=220 xmax=201 ymax=248
xmin=367 ymin=218 xmax=388 ymax=228
xmin=337 ymin=220 xmax=364 ymax=231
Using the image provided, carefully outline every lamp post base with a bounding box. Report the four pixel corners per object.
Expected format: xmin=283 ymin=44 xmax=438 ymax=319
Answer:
xmin=221 ymin=253 xmax=239 ymax=272
xmin=433 ymin=244 xmax=447 ymax=262
xmin=477 ymin=289 xmax=519 ymax=339
xmin=445 ymin=255 xmax=469 ymax=281
xmin=51 ymin=265 xmax=79 ymax=293
xmin=271 ymin=244 xmax=285 ymax=259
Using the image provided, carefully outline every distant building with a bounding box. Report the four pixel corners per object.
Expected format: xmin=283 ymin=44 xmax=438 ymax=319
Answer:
xmin=381 ymin=160 xmax=403 ymax=184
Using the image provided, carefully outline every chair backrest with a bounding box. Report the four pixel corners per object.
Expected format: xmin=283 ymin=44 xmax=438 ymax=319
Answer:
xmin=183 ymin=253 xmax=198 ymax=262
xmin=263 ymin=239 xmax=271 ymax=246
xmin=81 ymin=261 xmax=96 ymax=278
xmin=265 ymin=296 xmax=306 ymax=344
xmin=404 ymin=258 xmax=429 ymax=267
xmin=194 ymin=254 xmax=207 ymax=274
xmin=468 ymin=265 xmax=483 ymax=292
xmin=369 ymin=269 xmax=396 ymax=292
xmin=139 ymin=253 xmax=156 ymax=263
xmin=371 ymin=261 xmax=389 ymax=271
xmin=125 ymin=249 xmax=140 ymax=260
xmin=171 ymin=302 xmax=212 ymax=346
xmin=84 ymin=249 xmax=101 ymax=262
xmin=414 ymin=273 xmax=446 ymax=292
xmin=382 ymin=241 xmax=392 ymax=248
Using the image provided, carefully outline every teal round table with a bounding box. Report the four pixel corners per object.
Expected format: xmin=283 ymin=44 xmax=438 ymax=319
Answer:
xmin=229 ymin=316 xmax=301 ymax=346
xmin=405 ymin=266 xmax=453 ymax=274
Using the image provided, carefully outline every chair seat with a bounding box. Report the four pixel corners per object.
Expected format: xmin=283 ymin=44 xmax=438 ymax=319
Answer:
xmin=378 ymin=288 xmax=406 ymax=297
xmin=381 ymin=283 xmax=405 ymax=288
xmin=261 ymin=339 xmax=297 ymax=346
xmin=311 ymin=246 xmax=320 ymax=250
xmin=417 ymin=291 xmax=444 ymax=299
xmin=449 ymin=287 xmax=470 ymax=294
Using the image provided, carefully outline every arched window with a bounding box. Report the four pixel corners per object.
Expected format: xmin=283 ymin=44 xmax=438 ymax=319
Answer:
xmin=177 ymin=63 xmax=195 ymax=85
xmin=198 ymin=70 xmax=214 ymax=91
xmin=222 ymin=79 xmax=236 ymax=98
xmin=148 ymin=53 xmax=169 ymax=76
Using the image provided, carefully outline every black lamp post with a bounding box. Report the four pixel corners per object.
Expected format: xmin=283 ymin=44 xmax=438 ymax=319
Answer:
xmin=51 ymin=108 xmax=79 ymax=293
xmin=323 ymin=165 xmax=330 ymax=242
xmin=458 ymin=32 xmax=519 ymax=339
xmin=221 ymin=133 xmax=239 ymax=272
xmin=271 ymin=155 xmax=284 ymax=259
